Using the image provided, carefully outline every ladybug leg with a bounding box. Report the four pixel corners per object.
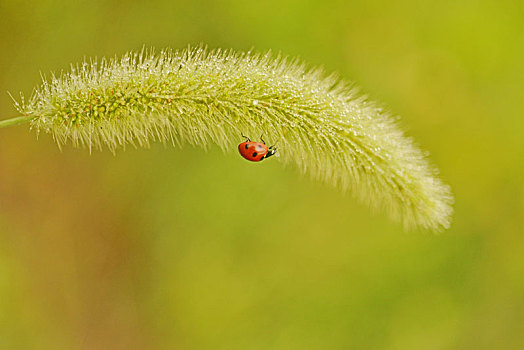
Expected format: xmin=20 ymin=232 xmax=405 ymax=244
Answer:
xmin=260 ymin=133 xmax=266 ymax=144
xmin=241 ymin=132 xmax=250 ymax=142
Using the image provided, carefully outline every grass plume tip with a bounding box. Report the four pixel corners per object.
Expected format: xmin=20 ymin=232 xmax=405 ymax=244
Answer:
xmin=5 ymin=46 xmax=453 ymax=231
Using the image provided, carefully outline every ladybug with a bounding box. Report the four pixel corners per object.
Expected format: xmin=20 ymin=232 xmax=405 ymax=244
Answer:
xmin=238 ymin=134 xmax=277 ymax=162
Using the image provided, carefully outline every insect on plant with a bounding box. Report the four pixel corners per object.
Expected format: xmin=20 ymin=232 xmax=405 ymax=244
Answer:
xmin=0 ymin=46 xmax=454 ymax=231
xmin=238 ymin=134 xmax=277 ymax=162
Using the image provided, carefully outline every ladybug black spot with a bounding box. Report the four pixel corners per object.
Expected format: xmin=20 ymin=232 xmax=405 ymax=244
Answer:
xmin=252 ymin=152 xmax=258 ymax=157
xmin=245 ymin=144 xmax=249 ymax=150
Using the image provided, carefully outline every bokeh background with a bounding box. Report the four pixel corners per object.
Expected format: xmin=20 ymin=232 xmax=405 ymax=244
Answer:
xmin=0 ymin=0 xmax=523 ymax=349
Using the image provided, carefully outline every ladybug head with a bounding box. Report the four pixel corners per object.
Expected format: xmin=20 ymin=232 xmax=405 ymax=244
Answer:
xmin=265 ymin=146 xmax=277 ymax=159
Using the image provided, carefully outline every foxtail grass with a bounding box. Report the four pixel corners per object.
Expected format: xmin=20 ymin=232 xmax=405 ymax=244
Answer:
xmin=0 ymin=46 xmax=453 ymax=231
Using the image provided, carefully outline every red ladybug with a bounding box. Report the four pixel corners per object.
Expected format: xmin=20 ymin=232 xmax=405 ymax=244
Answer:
xmin=238 ymin=134 xmax=277 ymax=162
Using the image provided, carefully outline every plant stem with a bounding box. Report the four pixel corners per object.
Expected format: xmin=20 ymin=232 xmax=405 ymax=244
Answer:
xmin=0 ymin=115 xmax=35 ymax=129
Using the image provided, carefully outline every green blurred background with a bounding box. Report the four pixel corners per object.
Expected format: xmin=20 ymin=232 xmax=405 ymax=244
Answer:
xmin=0 ymin=0 xmax=523 ymax=348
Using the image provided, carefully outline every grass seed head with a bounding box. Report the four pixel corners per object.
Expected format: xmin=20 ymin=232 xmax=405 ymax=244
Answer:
xmin=15 ymin=46 xmax=453 ymax=231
